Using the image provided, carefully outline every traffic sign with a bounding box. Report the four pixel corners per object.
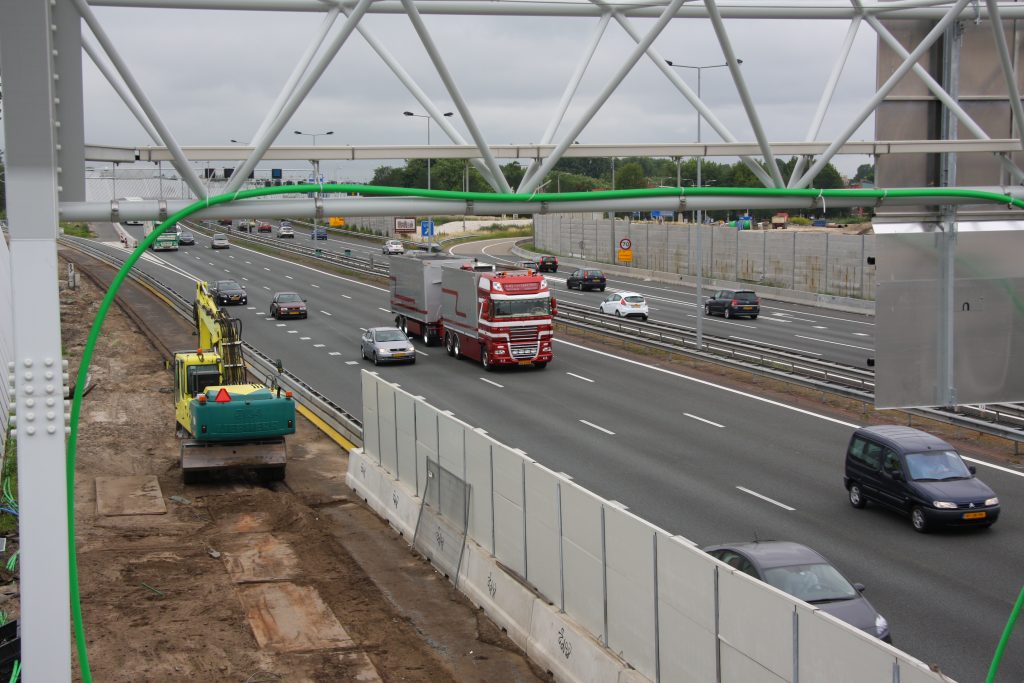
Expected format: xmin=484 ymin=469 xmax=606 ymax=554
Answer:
xmin=619 ymin=237 xmax=632 ymax=250
xmin=421 ymin=219 xmax=435 ymax=237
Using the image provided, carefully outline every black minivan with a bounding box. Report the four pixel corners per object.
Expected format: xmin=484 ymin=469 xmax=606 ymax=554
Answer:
xmin=844 ymin=425 xmax=999 ymax=533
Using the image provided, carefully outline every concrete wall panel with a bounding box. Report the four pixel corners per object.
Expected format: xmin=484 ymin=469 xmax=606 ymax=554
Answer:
xmin=376 ymin=381 xmax=398 ymax=476
xmin=394 ymin=391 xmax=418 ymax=488
xmin=718 ymin=568 xmax=794 ymax=680
xmin=437 ymin=411 xmax=467 ymax=476
xmin=360 ymin=372 xmax=380 ymax=461
xmin=464 ymin=429 xmax=494 ymax=549
xmin=604 ymin=506 xmax=658 ymax=681
xmin=720 ymin=644 xmax=789 ymax=683
xmin=492 ymin=445 xmax=527 ymax=575
xmin=414 ymin=401 xmax=438 ymax=496
xmin=559 ymin=481 xmax=605 ymax=639
xmin=525 ymin=463 xmax=562 ymax=604
xmin=798 ymin=609 xmax=896 ymax=683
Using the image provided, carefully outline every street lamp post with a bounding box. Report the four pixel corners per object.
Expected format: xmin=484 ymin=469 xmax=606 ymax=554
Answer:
xmin=294 ymin=130 xmax=333 ymax=235
xmin=404 ymin=111 xmax=453 ymax=191
xmin=666 ymin=58 xmax=740 ymax=351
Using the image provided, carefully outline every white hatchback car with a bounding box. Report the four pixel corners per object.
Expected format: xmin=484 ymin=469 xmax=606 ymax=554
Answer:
xmin=383 ymin=239 xmax=405 ymax=255
xmin=599 ymin=291 xmax=649 ymax=321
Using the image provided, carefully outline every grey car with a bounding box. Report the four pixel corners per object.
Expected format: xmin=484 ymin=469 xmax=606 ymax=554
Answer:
xmin=704 ymin=541 xmax=891 ymax=642
xmin=211 ymin=232 xmax=230 ymax=249
xmin=360 ymin=327 xmax=416 ymax=365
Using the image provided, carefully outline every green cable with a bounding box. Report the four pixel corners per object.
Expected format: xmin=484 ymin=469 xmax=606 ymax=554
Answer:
xmin=64 ymin=183 xmax=1024 ymax=681
xmin=987 ymin=585 xmax=1024 ymax=682
xmin=7 ymin=660 xmax=19 ymax=683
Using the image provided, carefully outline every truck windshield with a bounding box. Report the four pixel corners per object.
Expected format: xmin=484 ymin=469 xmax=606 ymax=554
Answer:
xmin=492 ymin=297 xmax=551 ymax=318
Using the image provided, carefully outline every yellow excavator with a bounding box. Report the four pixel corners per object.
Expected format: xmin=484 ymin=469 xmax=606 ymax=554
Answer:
xmin=173 ymin=281 xmax=295 ymax=484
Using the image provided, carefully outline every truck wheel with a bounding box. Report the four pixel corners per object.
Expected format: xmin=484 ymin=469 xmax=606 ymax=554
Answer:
xmin=453 ymin=336 xmax=463 ymax=359
xmin=445 ymin=332 xmax=455 ymax=356
xmin=258 ymin=466 xmax=286 ymax=483
xmin=481 ymin=348 xmax=493 ymax=371
xmin=422 ymin=327 xmax=432 ymax=346
xmin=396 ymin=316 xmax=406 ymax=334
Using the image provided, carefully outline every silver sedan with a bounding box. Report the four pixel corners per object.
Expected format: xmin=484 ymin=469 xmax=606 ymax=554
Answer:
xmin=360 ymin=327 xmax=416 ymax=365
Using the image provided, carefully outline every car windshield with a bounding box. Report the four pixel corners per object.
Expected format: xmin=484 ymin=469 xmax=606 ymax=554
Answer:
xmin=374 ymin=330 xmax=407 ymax=342
xmin=905 ymin=450 xmax=972 ymax=481
xmin=276 ymin=293 xmax=301 ymax=303
xmin=623 ymin=296 xmax=645 ymax=304
xmin=181 ymin=231 xmax=193 ymax=238
xmin=213 ymin=233 xmax=227 ymax=240
xmin=763 ymin=563 xmax=858 ymax=603
xmin=492 ymin=297 xmax=551 ymax=318
xmin=218 ymin=281 xmax=241 ymax=290
xmin=735 ymin=291 xmax=758 ymax=302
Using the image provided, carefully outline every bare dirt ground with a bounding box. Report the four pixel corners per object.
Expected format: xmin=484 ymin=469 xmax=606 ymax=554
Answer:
xmin=58 ymin=254 xmax=548 ymax=682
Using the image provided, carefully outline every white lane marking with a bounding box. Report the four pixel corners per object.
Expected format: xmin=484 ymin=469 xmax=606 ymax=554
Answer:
xmin=342 ymin=294 xmax=352 ymax=299
xmin=773 ymin=313 xmax=817 ymax=323
xmin=246 ymin=306 xmax=255 ymax=310
xmin=300 ymin=336 xmax=311 ymax=340
xmin=359 ymin=327 xmax=367 ymax=332
xmin=567 ymin=372 xmax=594 ymax=383
xmin=736 ymin=486 xmax=795 ymax=511
xmin=684 ymin=413 xmax=724 ymax=428
xmin=242 ymin=277 xmax=249 ymax=281
xmin=255 ymin=312 xmax=265 ymax=316
xmin=555 ymin=338 xmax=859 ymax=429
xmin=416 ymin=350 xmax=428 ymax=356
xmin=228 ymin=255 xmax=235 ymax=259
xmin=208 ymin=262 xmax=215 ymax=266
xmin=227 ymin=242 xmax=388 ymax=293
xmin=728 ymin=337 xmax=822 ymax=356
xmin=312 ymin=284 xmax=320 ymax=288
xmin=853 ymin=332 xmax=869 ymax=337
xmin=346 ymin=360 xmax=360 ymax=365
xmin=762 ymin=317 xmax=791 ymax=323
xmin=378 ymin=307 xmax=390 ymax=312
xmin=262 ymin=286 xmax=270 ymax=290
xmin=794 ymin=335 xmax=872 ymax=351
xmin=320 ymin=310 xmax=332 ymax=316
xmin=195 ymin=256 xmax=201 ymax=260
xmin=245 ymin=260 xmax=252 ymax=264
xmin=276 ymin=323 xmax=286 ymax=327
xmin=224 ymin=269 xmax=231 ymax=273
xmin=705 ymin=317 xmax=757 ymax=329
xmin=286 ymin=275 xmax=293 ymax=279
xmin=329 ymin=352 xmax=341 ymax=356
xmin=287 ymin=330 xmax=298 ymax=334
xmin=812 ymin=325 xmax=828 ymax=330
xmin=264 ymin=267 xmax=271 ymax=271
xmin=480 ymin=378 xmax=504 ymax=388
xmin=580 ymin=419 xmax=615 ymax=435
xmin=963 ymin=456 xmax=1024 ymax=477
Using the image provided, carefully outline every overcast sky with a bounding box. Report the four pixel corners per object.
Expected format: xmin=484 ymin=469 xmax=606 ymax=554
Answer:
xmin=5 ymin=3 xmax=881 ymax=183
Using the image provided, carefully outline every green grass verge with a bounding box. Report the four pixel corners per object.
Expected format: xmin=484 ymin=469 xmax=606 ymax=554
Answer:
xmin=0 ymin=434 xmax=18 ymax=535
xmin=61 ymin=222 xmax=94 ymax=238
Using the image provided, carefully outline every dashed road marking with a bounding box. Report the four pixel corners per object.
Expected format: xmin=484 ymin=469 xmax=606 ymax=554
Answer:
xmin=480 ymin=378 xmax=504 ymax=388
xmin=684 ymin=413 xmax=724 ymax=428
xmin=567 ymin=372 xmax=594 ymax=383
xmin=580 ymin=419 xmax=614 ymax=435
xmin=736 ymin=486 xmax=795 ymax=511
xmin=320 ymin=311 xmax=332 ymax=316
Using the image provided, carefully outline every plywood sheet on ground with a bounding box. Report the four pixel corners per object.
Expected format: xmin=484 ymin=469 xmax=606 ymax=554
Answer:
xmin=95 ymin=475 xmax=167 ymax=516
xmin=219 ymin=532 xmax=299 ymax=583
xmin=236 ymin=582 xmax=354 ymax=653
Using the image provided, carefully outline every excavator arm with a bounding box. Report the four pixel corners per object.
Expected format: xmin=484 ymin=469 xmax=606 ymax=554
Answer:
xmin=193 ymin=281 xmax=247 ymax=385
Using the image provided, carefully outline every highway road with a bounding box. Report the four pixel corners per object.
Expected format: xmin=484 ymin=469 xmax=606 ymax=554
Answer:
xmin=71 ymin=227 xmax=1023 ymax=682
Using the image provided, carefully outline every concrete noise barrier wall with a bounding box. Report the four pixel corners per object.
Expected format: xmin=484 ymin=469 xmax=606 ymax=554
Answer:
xmin=348 ymin=370 xmax=951 ymax=683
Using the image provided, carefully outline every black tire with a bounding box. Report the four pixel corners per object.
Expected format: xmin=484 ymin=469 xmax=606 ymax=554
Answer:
xmin=848 ymin=483 xmax=866 ymax=509
xmin=750 ymin=314 xmax=758 ymax=320
xmin=534 ymin=361 xmax=548 ymax=370
xmin=615 ymin=309 xmax=622 ymax=317
xmin=373 ymin=352 xmax=380 ymax=366
xmin=725 ymin=307 xmax=732 ymax=319
xmin=911 ymin=507 xmax=930 ymax=533
xmin=704 ymin=303 xmax=711 ymax=316
xmin=481 ymin=348 xmax=493 ymax=371
xmin=566 ymin=281 xmax=574 ymax=290
xmin=453 ymin=336 xmax=462 ymax=359
xmin=599 ymin=286 xmax=606 ymax=292
xmin=269 ymin=306 xmax=276 ymax=319
xmin=360 ymin=345 xmax=366 ymax=360
xmin=641 ymin=315 xmax=648 ymax=322
xmin=258 ymin=466 xmax=286 ymax=483
xmin=422 ymin=327 xmax=431 ymax=346
xmin=445 ymin=332 xmax=455 ymax=357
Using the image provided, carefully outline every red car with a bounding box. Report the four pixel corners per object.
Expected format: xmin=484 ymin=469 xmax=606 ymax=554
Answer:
xmin=257 ymin=223 xmax=273 ymax=233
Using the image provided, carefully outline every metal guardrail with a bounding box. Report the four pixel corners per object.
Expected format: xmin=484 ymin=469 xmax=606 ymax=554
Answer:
xmin=57 ymin=236 xmax=364 ymax=447
xmin=58 ymin=232 xmax=1024 ymax=447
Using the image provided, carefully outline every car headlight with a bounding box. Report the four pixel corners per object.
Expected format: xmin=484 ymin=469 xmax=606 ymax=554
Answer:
xmin=875 ymin=614 xmax=888 ymax=636
xmin=933 ymin=501 xmax=957 ymax=509
xmin=985 ymin=497 xmax=999 ymax=506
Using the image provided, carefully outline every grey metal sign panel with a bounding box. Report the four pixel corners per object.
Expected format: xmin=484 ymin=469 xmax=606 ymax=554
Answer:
xmin=876 ymin=230 xmax=1024 ymax=407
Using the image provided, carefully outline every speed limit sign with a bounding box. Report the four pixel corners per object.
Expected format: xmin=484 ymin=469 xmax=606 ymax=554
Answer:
xmin=619 ymin=237 xmax=632 ymax=250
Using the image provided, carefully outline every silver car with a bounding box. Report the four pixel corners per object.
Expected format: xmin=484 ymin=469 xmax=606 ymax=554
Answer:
xmin=382 ymin=239 xmax=405 ymax=255
xmin=211 ymin=233 xmax=230 ymax=249
xmin=360 ymin=327 xmax=416 ymax=365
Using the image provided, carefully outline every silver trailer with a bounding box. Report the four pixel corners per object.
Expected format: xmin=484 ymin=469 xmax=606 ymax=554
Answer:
xmin=440 ymin=266 xmax=482 ymax=340
xmin=390 ymin=254 xmax=469 ymax=344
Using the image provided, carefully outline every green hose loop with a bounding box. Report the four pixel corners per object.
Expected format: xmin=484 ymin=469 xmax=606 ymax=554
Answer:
xmin=65 ymin=183 xmax=1024 ymax=681
xmin=987 ymin=585 xmax=1024 ymax=682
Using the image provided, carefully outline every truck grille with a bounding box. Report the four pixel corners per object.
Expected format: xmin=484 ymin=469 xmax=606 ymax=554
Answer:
xmin=508 ymin=326 xmax=538 ymax=342
xmin=510 ymin=343 xmax=539 ymax=359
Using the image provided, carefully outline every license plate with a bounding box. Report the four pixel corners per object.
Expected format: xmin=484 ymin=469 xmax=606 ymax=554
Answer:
xmin=289 ymin=310 xmax=301 ymax=315
xmin=963 ymin=511 xmax=987 ymax=520
xmin=518 ymin=360 xmax=533 ymax=366
xmin=392 ymin=353 xmax=408 ymax=358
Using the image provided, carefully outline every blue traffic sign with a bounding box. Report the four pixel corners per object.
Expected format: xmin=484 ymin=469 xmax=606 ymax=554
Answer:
xmin=421 ymin=220 xmax=435 ymax=237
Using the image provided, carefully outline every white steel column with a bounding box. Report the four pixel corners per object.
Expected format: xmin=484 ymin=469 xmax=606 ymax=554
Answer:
xmin=795 ymin=0 xmax=973 ymax=187
xmin=519 ymin=0 xmax=686 ymax=194
xmin=519 ymin=13 xmax=612 ymax=190
xmin=399 ymin=0 xmax=514 ymax=193
xmin=789 ymin=15 xmax=863 ymax=187
xmin=704 ymin=0 xmax=785 ymax=187
xmin=54 ymin=0 xmax=87 ymax=204
xmin=0 ymin=1 xmax=73 ymax=681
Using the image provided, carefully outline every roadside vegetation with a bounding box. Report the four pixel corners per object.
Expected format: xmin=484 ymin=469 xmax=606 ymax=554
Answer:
xmin=60 ymin=222 xmax=93 ymax=238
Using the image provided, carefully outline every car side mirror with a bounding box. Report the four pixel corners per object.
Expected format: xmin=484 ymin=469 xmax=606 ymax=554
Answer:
xmin=968 ymin=465 xmax=976 ymax=475
xmin=890 ymin=470 xmax=903 ymax=481
xmin=302 ymin=298 xmax=307 ymax=302
xmin=853 ymin=583 xmax=865 ymax=593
